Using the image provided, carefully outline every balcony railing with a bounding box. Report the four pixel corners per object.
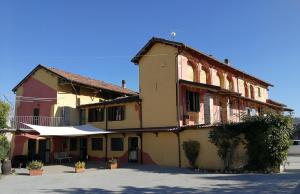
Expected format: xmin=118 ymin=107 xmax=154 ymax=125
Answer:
xmin=10 ymin=116 xmax=69 ymax=129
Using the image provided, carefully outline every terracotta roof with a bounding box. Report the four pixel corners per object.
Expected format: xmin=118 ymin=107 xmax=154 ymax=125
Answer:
xmin=78 ymin=95 xmax=140 ymax=108
xmin=132 ymin=37 xmax=273 ymax=87
xmin=12 ymin=64 xmax=138 ymax=95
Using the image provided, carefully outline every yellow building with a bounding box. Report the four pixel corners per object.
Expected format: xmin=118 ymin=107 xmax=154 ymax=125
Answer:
xmin=11 ymin=37 xmax=292 ymax=170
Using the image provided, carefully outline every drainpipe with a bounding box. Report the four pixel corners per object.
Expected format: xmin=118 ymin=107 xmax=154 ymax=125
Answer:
xmin=105 ymin=134 xmax=108 ymax=162
xmin=175 ymin=48 xmax=182 ymax=168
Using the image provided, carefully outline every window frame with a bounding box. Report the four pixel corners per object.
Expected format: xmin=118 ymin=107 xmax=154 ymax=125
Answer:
xmin=69 ymin=138 xmax=77 ymax=151
xmin=111 ymin=138 xmax=124 ymax=151
xmin=91 ymin=138 xmax=103 ymax=151
xmin=88 ymin=108 xmax=105 ymax=122
xmin=186 ymin=91 xmax=200 ymax=112
xmin=108 ymin=106 xmax=125 ymax=121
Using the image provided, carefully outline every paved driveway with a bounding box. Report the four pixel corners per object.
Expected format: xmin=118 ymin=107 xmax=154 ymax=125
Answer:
xmin=0 ymin=157 xmax=299 ymax=194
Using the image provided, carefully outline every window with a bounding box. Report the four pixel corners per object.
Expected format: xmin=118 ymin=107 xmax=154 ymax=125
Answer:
xmin=108 ymin=106 xmax=125 ymax=121
xmin=79 ymin=109 xmax=86 ymax=125
xmin=186 ymin=63 xmax=195 ymax=82
xmin=88 ymin=108 xmax=104 ymax=122
xmin=111 ymin=138 xmax=124 ymax=151
xmin=229 ymin=101 xmax=234 ymax=117
xmin=186 ymin=91 xmax=200 ymax=112
xmin=258 ymin=88 xmax=261 ymax=97
xmin=91 ymin=138 xmax=103 ymax=151
xmin=244 ymin=83 xmax=249 ymax=98
xmin=69 ymin=138 xmax=77 ymax=151
xmin=250 ymin=85 xmax=255 ymax=99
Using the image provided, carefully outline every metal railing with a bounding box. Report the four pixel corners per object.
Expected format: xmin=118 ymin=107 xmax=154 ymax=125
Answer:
xmin=10 ymin=116 xmax=69 ymax=129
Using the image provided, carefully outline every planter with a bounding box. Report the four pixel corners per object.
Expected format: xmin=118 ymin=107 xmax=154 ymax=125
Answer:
xmin=109 ymin=163 xmax=118 ymax=169
xmin=29 ymin=169 xmax=43 ymax=176
xmin=1 ymin=160 xmax=12 ymax=175
xmin=75 ymin=168 xmax=85 ymax=173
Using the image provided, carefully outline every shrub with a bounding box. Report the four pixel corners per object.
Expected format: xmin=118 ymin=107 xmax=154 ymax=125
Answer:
xmin=182 ymin=140 xmax=200 ymax=168
xmin=27 ymin=160 xmax=43 ymax=170
xmin=209 ymin=123 xmax=243 ymax=170
xmin=75 ymin=161 xmax=86 ymax=169
xmin=0 ymin=134 xmax=10 ymax=161
xmin=209 ymin=112 xmax=294 ymax=172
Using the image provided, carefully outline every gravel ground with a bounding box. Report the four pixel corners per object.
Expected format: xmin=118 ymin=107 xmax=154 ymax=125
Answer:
xmin=0 ymin=157 xmax=299 ymax=194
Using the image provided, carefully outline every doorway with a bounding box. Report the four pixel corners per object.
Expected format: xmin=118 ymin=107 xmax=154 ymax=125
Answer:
xmin=38 ymin=139 xmax=51 ymax=163
xmin=128 ymin=137 xmax=138 ymax=163
xmin=79 ymin=138 xmax=87 ymax=161
xmin=33 ymin=108 xmax=40 ymax=125
xmin=28 ymin=139 xmax=37 ymax=161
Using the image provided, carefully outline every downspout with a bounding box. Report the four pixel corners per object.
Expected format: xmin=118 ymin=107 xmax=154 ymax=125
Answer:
xmin=237 ymin=77 xmax=241 ymax=121
xmin=175 ymin=48 xmax=182 ymax=168
xmin=105 ymin=106 xmax=108 ymax=162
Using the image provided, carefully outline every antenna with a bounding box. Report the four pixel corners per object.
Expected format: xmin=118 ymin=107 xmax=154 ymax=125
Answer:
xmin=170 ymin=32 xmax=176 ymax=40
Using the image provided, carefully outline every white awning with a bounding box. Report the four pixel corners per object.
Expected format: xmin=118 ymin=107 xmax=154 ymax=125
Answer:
xmin=21 ymin=123 xmax=112 ymax=137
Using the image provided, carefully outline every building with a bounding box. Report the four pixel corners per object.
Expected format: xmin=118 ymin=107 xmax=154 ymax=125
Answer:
xmin=10 ymin=37 xmax=292 ymax=170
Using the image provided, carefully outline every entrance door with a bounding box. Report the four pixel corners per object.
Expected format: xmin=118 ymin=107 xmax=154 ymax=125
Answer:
xmin=128 ymin=137 xmax=138 ymax=163
xmin=33 ymin=108 xmax=40 ymax=125
xmin=38 ymin=139 xmax=51 ymax=163
xmin=28 ymin=139 xmax=36 ymax=161
xmin=79 ymin=138 xmax=87 ymax=161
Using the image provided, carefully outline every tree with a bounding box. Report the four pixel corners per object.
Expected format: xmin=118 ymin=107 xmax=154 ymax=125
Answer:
xmin=0 ymin=134 xmax=10 ymax=161
xmin=0 ymin=100 xmax=10 ymax=128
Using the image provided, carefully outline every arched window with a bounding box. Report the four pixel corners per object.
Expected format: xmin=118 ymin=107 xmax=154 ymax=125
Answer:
xmin=200 ymin=69 xmax=207 ymax=84
xmin=186 ymin=63 xmax=195 ymax=82
xmin=244 ymin=83 xmax=249 ymax=98
xmin=200 ymin=66 xmax=210 ymax=84
xmin=215 ymin=73 xmax=221 ymax=87
xmin=250 ymin=85 xmax=255 ymax=99
xmin=226 ymin=76 xmax=234 ymax=92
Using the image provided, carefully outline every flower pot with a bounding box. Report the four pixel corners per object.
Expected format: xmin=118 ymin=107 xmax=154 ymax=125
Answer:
xmin=75 ymin=168 xmax=85 ymax=173
xmin=1 ymin=160 xmax=12 ymax=175
xmin=29 ymin=169 xmax=43 ymax=176
xmin=109 ymin=163 xmax=118 ymax=169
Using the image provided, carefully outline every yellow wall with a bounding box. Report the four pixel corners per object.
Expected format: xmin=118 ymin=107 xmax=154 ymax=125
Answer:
xmin=87 ymin=135 xmax=106 ymax=159
xmin=139 ymin=43 xmax=178 ymax=128
xmin=85 ymin=102 xmax=140 ymax=130
xmin=143 ymin=132 xmax=179 ymax=167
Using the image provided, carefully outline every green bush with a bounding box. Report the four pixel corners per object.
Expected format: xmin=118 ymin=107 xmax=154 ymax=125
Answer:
xmin=243 ymin=112 xmax=294 ymax=171
xmin=209 ymin=112 xmax=294 ymax=172
xmin=75 ymin=161 xmax=86 ymax=169
xmin=0 ymin=134 xmax=10 ymax=161
xmin=27 ymin=160 xmax=43 ymax=170
xmin=182 ymin=140 xmax=200 ymax=168
xmin=209 ymin=123 xmax=243 ymax=170
xmin=0 ymin=100 xmax=10 ymax=129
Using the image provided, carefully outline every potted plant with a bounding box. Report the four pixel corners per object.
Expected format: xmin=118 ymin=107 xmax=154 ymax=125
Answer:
xmin=0 ymin=134 xmax=11 ymax=175
xmin=27 ymin=160 xmax=44 ymax=176
xmin=108 ymin=158 xmax=118 ymax=169
xmin=75 ymin=161 xmax=85 ymax=173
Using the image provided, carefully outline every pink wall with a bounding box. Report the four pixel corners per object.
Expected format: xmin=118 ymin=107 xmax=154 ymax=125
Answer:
xmin=17 ymin=77 xmax=57 ymax=117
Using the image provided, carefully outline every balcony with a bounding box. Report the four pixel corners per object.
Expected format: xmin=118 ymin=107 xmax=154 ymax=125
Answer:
xmin=10 ymin=116 xmax=69 ymax=129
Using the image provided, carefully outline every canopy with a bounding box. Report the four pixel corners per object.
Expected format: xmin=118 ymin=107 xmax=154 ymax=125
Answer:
xmin=17 ymin=133 xmax=46 ymax=140
xmin=21 ymin=123 xmax=112 ymax=137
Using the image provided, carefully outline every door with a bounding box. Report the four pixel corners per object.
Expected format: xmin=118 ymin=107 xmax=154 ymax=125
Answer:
xmin=33 ymin=108 xmax=40 ymax=125
xmin=128 ymin=137 xmax=138 ymax=163
xmin=28 ymin=139 xmax=37 ymax=161
xmin=38 ymin=139 xmax=51 ymax=163
xmin=79 ymin=138 xmax=87 ymax=161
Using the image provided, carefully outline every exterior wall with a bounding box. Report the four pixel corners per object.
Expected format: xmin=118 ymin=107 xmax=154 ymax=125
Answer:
xmin=139 ymin=43 xmax=178 ymax=128
xmin=142 ymin=132 xmax=179 ymax=166
xmin=84 ymin=102 xmax=140 ymax=130
xmin=15 ymin=68 xmax=57 ymax=118
xmin=180 ymin=128 xmax=247 ymax=170
xmin=56 ymin=84 xmax=104 ymax=125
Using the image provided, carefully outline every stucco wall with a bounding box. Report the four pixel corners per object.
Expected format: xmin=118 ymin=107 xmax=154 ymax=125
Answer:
xmin=142 ymin=132 xmax=179 ymax=167
xmin=139 ymin=43 xmax=178 ymax=128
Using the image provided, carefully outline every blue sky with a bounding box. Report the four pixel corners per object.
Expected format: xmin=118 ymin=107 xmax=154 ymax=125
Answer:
xmin=0 ymin=0 xmax=299 ymax=116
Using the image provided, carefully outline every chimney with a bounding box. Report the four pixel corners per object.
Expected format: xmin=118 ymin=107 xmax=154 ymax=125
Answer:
xmin=224 ymin=58 xmax=229 ymax=65
xmin=122 ymin=80 xmax=126 ymax=88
